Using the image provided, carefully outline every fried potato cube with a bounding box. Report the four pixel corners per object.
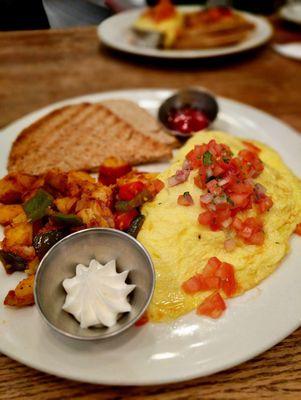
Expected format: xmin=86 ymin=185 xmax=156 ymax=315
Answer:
xmin=90 ymin=186 xmax=113 ymax=205
xmin=54 ymin=197 xmax=77 ymax=214
xmin=0 ymin=173 xmax=37 ymax=204
xmin=1 ymin=244 xmax=35 ymax=261
xmin=73 ymin=180 xmax=113 ymax=212
xmin=75 ymin=186 xmax=113 ymax=212
xmin=0 ymin=178 xmax=19 ymax=204
xmin=3 ymin=222 xmax=33 ymax=247
xmin=15 ymin=174 xmax=37 ymax=189
xmin=77 ymin=200 xmax=114 ymax=228
xmin=0 ymin=204 xmax=25 ymax=225
xmin=75 ymin=197 xmax=91 ymax=213
xmin=116 ymin=171 xmax=158 ymax=186
xmin=66 ymin=172 xmax=96 ymax=197
xmin=12 ymin=212 xmax=28 ymax=225
xmin=4 ymin=275 xmax=34 ymax=307
xmin=25 ymin=257 xmax=39 ymax=275
xmin=44 ymin=169 xmax=68 ymax=194
xmin=68 ymin=171 xmax=95 ymax=183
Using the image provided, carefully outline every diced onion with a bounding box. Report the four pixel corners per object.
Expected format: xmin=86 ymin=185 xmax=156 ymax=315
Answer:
xmin=208 ymin=203 xmax=216 ymax=212
xmin=206 ymin=168 xmax=213 ymax=178
xmin=182 ymin=159 xmax=191 ymax=171
xmin=200 ymin=193 xmax=213 ymax=204
xmin=224 ymin=239 xmax=236 ymax=251
xmin=222 ymin=218 xmax=233 ymax=228
xmin=218 ymin=177 xmax=230 ymax=187
xmin=168 ymin=168 xmax=190 ymax=187
xmin=242 ymin=226 xmax=252 ymax=238
xmin=254 ymin=183 xmax=267 ymax=195
xmin=214 ymin=195 xmax=227 ymax=205
xmin=245 ymin=178 xmax=254 ymax=186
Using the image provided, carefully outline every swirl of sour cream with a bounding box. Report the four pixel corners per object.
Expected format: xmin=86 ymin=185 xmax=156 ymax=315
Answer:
xmin=62 ymin=259 xmax=135 ymax=329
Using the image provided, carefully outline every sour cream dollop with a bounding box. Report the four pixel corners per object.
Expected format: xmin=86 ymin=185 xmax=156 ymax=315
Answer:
xmin=62 ymin=259 xmax=135 ymax=329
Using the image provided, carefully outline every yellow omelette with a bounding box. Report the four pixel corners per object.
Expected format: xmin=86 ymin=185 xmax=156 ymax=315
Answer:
xmin=138 ymin=131 xmax=301 ymax=323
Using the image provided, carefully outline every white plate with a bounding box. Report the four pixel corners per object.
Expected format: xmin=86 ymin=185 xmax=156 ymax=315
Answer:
xmin=273 ymin=42 xmax=301 ymax=61
xmin=0 ymin=89 xmax=301 ymax=386
xmin=98 ymin=8 xmax=273 ymax=59
xmin=279 ymin=3 xmax=301 ymax=25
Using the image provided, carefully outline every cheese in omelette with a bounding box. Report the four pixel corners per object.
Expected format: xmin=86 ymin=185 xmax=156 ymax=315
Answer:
xmin=138 ymin=131 xmax=301 ymax=323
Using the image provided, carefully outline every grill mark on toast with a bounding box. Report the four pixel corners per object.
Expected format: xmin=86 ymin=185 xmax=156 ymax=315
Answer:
xmin=9 ymin=104 xmax=96 ymax=173
xmin=8 ymin=104 xmax=89 ymax=171
xmin=32 ymin=104 xmax=103 ymax=164
xmin=11 ymin=104 xmax=87 ymax=149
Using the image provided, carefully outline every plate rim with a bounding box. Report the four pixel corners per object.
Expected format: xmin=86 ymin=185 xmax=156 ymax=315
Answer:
xmin=0 ymin=88 xmax=301 ymax=386
xmin=0 ymin=318 xmax=300 ymax=386
xmin=97 ymin=7 xmax=273 ymax=59
xmin=279 ymin=4 xmax=301 ymax=25
xmin=2 ymin=88 xmax=300 ymax=141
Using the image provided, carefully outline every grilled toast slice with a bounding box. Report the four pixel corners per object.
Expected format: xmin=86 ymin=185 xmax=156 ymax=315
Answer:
xmin=8 ymin=102 xmax=175 ymax=175
xmin=101 ymin=99 xmax=178 ymax=148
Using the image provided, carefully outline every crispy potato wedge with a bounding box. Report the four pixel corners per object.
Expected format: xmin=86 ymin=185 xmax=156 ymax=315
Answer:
xmin=25 ymin=257 xmax=39 ymax=275
xmin=116 ymin=171 xmax=158 ymax=186
xmin=77 ymin=200 xmax=114 ymax=228
xmin=68 ymin=171 xmax=95 ymax=183
xmin=44 ymin=169 xmax=68 ymax=195
xmin=54 ymin=197 xmax=77 ymax=214
xmin=12 ymin=212 xmax=28 ymax=225
xmin=0 ymin=204 xmax=25 ymax=225
xmin=0 ymin=173 xmax=37 ymax=204
xmin=0 ymin=250 xmax=27 ymax=274
xmin=3 ymin=222 xmax=33 ymax=247
xmin=90 ymin=186 xmax=113 ymax=205
xmin=4 ymin=275 xmax=35 ymax=307
xmin=1 ymin=244 xmax=35 ymax=261
xmin=2 ymin=222 xmax=35 ymax=260
xmin=0 ymin=176 xmax=22 ymax=204
xmin=67 ymin=176 xmax=96 ymax=197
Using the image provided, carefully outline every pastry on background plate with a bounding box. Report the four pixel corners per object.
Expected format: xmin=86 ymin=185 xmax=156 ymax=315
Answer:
xmin=175 ymin=7 xmax=255 ymax=49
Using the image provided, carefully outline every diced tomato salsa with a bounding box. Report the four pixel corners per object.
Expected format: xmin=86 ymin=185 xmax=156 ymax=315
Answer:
xmin=232 ymin=216 xmax=264 ymax=245
xmin=182 ymin=257 xmax=237 ymax=298
xmin=118 ymin=181 xmax=146 ymax=201
xmin=183 ymin=139 xmax=273 ymax=246
xmin=99 ymin=157 xmax=132 ymax=186
xmin=114 ymin=177 xmax=165 ymax=214
xmin=178 ymin=192 xmax=194 ymax=206
xmin=114 ymin=209 xmax=139 ymax=231
xmin=182 ymin=257 xmax=237 ymax=319
xmin=197 ymin=292 xmax=226 ymax=319
xmin=242 ymin=141 xmax=261 ymax=154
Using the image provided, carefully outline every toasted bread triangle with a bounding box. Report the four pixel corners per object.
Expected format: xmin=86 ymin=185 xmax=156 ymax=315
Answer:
xmin=8 ymin=103 xmax=175 ymax=175
xmin=100 ymin=99 xmax=178 ymax=147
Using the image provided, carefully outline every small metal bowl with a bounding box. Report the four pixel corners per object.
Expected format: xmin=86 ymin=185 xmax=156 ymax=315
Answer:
xmin=34 ymin=228 xmax=155 ymax=341
xmin=158 ymin=88 xmax=219 ymax=139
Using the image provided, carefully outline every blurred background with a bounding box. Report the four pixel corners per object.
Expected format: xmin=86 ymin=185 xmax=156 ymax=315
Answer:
xmin=0 ymin=0 xmax=288 ymax=31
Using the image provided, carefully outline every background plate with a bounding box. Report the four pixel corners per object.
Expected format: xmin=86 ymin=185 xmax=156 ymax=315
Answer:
xmin=0 ymin=89 xmax=301 ymax=385
xmin=279 ymin=3 xmax=301 ymax=25
xmin=98 ymin=8 xmax=273 ymax=59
